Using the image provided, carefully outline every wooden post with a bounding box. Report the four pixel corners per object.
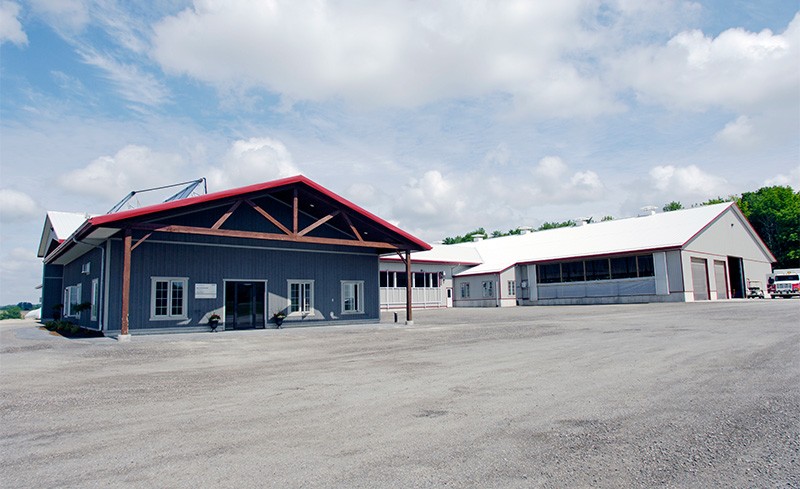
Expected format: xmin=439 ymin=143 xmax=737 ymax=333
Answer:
xmin=405 ymin=249 xmax=413 ymax=325
xmin=120 ymin=228 xmax=132 ymax=336
xmin=292 ymin=188 xmax=299 ymax=236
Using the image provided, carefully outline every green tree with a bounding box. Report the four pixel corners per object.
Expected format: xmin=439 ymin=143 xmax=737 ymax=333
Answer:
xmin=700 ymin=197 xmax=730 ymax=206
xmin=737 ymin=186 xmax=800 ymax=268
xmin=663 ymin=201 xmax=683 ymax=212
xmin=0 ymin=306 xmax=22 ymax=320
xmin=442 ymin=227 xmax=487 ymax=244
xmin=537 ymin=220 xmax=576 ymax=231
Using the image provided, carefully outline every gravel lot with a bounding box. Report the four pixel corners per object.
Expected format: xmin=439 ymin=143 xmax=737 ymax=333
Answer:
xmin=1 ymin=301 xmax=798 ymax=488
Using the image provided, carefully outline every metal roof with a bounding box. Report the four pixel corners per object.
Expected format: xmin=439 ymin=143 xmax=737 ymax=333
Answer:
xmin=449 ymin=202 xmax=771 ymax=277
xmin=37 ymin=211 xmax=91 ymax=258
xmin=381 ymin=242 xmax=484 ymax=265
xmin=44 ymin=175 xmax=430 ymax=264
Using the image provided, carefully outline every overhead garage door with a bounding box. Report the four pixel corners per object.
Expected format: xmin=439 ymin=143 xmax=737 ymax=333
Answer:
xmin=714 ymin=260 xmax=728 ymax=299
xmin=691 ymin=258 xmax=709 ymax=301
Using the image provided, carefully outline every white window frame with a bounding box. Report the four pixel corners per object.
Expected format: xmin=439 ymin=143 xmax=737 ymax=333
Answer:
xmin=482 ymin=281 xmax=494 ymax=298
xmin=507 ymin=280 xmax=516 ymax=296
xmin=64 ymin=284 xmax=82 ymax=318
xmin=288 ymin=280 xmax=314 ymax=316
xmin=341 ymin=280 xmax=365 ymax=315
xmin=460 ymin=282 xmax=470 ymax=298
xmin=90 ymin=279 xmax=99 ymax=321
xmin=150 ymin=277 xmax=188 ymax=320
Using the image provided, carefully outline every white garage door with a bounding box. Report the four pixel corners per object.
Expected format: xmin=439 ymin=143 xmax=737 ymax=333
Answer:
xmin=691 ymin=258 xmax=709 ymax=301
xmin=714 ymin=260 xmax=728 ymax=299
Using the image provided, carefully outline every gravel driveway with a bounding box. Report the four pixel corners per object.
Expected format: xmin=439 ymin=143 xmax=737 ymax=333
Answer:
xmin=1 ymin=300 xmax=798 ymax=488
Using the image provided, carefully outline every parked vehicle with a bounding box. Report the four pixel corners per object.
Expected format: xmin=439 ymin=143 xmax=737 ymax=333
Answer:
xmin=747 ymin=280 xmax=765 ymax=299
xmin=769 ymin=269 xmax=800 ymax=298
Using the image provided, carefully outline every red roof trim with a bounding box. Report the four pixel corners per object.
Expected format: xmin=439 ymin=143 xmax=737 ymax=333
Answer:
xmin=86 ymin=175 xmax=429 ymax=250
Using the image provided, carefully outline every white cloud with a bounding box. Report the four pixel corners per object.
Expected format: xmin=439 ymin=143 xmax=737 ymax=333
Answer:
xmin=0 ymin=1 xmax=27 ymax=46
xmin=0 ymin=246 xmax=43 ymax=304
xmin=534 ymin=156 xmax=568 ymax=181
xmin=764 ymin=167 xmax=800 ymax=189
xmin=206 ymin=137 xmax=301 ymax=191
xmin=714 ymin=115 xmax=758 ymax=148
xmin=28 ymin=0 xmax=89 ymax=34
xmin=394 ymin=170 xmax=466 ymax=219
xmin=150 ymin=0 xmax=661 ymax=117
xmin=527 ymin=156 xmax=605 ymax=203
xmin=59 ymin=145 xmax=186 ymax=201
xmin=617 ymin=14 xmax=800 ymax=112
xmin=0 ymin=188 xmax=39 ymax=222
xmin=76 ymin=46 xmax=170 ymax=107
xmin=649 ymin=164 xmax=730 ymax=197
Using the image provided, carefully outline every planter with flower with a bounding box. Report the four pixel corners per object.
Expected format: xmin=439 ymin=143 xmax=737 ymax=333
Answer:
xmin=208 ymin=313 xmax=221 ymax=331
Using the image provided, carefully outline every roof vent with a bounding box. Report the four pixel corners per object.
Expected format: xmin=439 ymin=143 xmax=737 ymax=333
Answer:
xmin=518 ymin=226 xmax=533 ymax=235
xmin=575 ymin=217 xmax=590 ymax=226
xmin=640 ymin=206 xmax=658 ymax=217
xmin=472 ymin=236 xmax=484 ymax=242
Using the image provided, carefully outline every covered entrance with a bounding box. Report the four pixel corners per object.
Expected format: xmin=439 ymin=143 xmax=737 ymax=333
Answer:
xmin=727 ymin=256 xmax=745 ymax=298
xmin=225 ymin=281 xmax=266 ymax=329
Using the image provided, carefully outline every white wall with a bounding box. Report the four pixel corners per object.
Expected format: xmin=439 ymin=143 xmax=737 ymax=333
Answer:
xmin=453 ymin=273 xmax=501 ymax=307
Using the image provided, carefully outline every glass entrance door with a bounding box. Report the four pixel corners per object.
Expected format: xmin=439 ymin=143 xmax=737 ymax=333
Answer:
xmin=225 ymin=281 xmax=266 ymax=329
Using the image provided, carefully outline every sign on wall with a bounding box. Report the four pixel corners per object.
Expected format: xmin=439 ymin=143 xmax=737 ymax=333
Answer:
xmin=195 ymin=283 xmax=217 ymax=299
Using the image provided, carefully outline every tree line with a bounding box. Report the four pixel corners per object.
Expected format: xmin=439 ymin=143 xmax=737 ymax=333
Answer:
xmin=442 ymin=185 xmax=799 ymax=269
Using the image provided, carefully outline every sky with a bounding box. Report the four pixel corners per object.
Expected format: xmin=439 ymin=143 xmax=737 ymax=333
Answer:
xmin=1 ymin=0 xmax=798 ymax=304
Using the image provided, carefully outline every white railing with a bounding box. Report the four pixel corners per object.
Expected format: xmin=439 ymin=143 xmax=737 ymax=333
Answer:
xmin=380 ymin=287 xmax=445 ymax=309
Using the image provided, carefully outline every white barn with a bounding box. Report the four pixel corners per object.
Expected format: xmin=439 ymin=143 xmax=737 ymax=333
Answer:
xmin=385 ymin=202 xmax=775 ymax=308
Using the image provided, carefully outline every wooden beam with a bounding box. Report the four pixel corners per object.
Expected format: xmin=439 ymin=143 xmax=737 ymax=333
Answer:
xmin=245 ymin=199 xmax=292 ymax=236
xmin=212 ymin=200 xmax=242 ymax=230
xmin=343 ymin=213 xmax=364 ymax=242
xmin=298 ymin=210 xmax=340 ymax=237
xmin=129 ymin=223 xmax=400 ymax=250
xmin=292 ymin=189 xmax=299 ymax=235
xmin=130 ymin=232 xmax=153 ymax=251
xmin=121 ymin=229 xmax=132 ymax=336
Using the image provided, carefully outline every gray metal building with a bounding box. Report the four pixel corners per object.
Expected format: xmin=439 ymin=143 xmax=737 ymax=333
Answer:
xmin=38 ymin=176 xmax=429 ymax=336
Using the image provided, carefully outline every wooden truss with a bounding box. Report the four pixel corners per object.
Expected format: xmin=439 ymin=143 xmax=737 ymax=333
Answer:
xmin=120 ymin=188 xmax=414 ymax=334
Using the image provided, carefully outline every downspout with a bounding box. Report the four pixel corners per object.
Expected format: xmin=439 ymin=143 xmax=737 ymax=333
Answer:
xmin=72 ymin=237 xmax=104 ymax=332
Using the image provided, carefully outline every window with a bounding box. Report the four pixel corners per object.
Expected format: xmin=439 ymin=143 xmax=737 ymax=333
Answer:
xmin=379 ymin=271 xmax=392 ymax=287
xmin=610 ymin=256 xmax=638 ymax=279
xmin=538 ymin=264 xmax=561 ymax=284
xmin=585 ymin=259 xmax=610 ymax=281
xmin=395 ymin=272 xmax=408 ymax=289
xmin=64 ymin=284 xmax=82 ymax=318
xmin=637 ymin=254 xmax=655 ymax=277
xmin=562 ymin=261 xmax=585 ymax=282
xmin=151 ymin=278 xmax=187 ymax=319
xmin=482 ymin=281 xmax=494 ymax=298
xmin=288 ymin=280 xmax=314 ymax=315
xmin=341 ymin=281 xmax=364 ymax=314
xmin=90 ymin=279 xmax=99 ymax=321
xmin=508 ymin=280 xmax=516 ymax=296
xmin=460 ymin=283 xmax=470 ymax=298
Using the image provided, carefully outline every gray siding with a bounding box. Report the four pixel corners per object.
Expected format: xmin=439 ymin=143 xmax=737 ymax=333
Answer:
xmin=106 ymin=233 xmax=380 ymax=332
xmin=60 ymin=248 xmax=103 ymax=329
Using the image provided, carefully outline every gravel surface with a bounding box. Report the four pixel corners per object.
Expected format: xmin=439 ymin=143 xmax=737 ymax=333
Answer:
xmin=1 ymin=300 xmax=798 ymax=488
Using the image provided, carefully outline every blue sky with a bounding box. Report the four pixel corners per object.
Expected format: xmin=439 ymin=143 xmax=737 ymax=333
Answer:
xmin=1 ymin=0 xmax=798 ymax=304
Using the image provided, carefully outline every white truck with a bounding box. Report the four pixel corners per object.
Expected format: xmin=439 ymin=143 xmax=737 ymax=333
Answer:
xmin=767 ymin=269 xmax=800 ymax=298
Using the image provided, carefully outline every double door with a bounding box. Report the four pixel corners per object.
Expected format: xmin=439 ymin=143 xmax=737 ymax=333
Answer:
xmin=225 ymin=281 xmax=266 ymax=329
